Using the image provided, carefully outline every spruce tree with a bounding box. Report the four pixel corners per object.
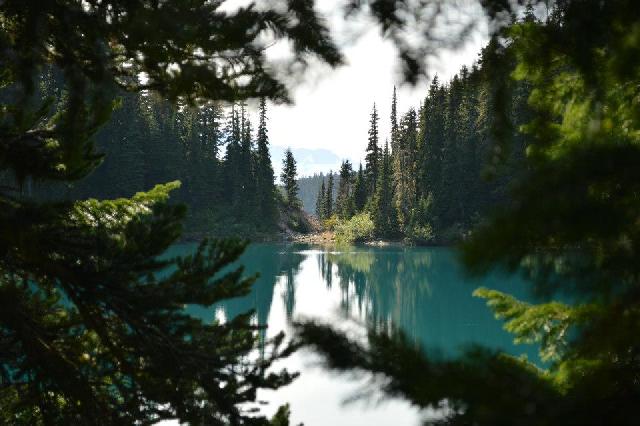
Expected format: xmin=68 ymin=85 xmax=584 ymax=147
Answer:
xmin=336 ymin=160 xmax=355 ymax=219
xmin=352 ymin=163 xmax=368 ymax=212
xmin=238 ymin=111 xmax=255 ymax=219
xmin=255 ymin=98 xmax=278 ymax=226
xmin=372 ymin=141 xmax=398 ymax=237
xmin=390 ymin=86 xmax=399 ymax=152
xmin=365 ymin=103 xmax=380 ymax=196
xmin=315 ymin=179 xmax=327 ymax=220
xmin=0 ymin=0 xmax=343 ymax=423
xmin=393 ymin=109 xmax=418 ymax=231
xmin=325 ymin=172 xmax=334 ymax=218
xmin=223 ymin=105 xmax=242 ymax=207
xmin=440 ymin=74 xmax=465 ymax=228
xmin=299 ymin=4 xmax=640 ymax=426
xmin=280 ymin=149 xmax=300 ymax=210
xmin=194 ymin=101 xmax=223 ymax=210
xmin=419 ymin=76 xmax=447 ymax=232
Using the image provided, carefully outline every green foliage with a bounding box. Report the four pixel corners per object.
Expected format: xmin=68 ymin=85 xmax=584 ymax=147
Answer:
xmin=325 ymin=172 xmax=335 ymax=218
xmin=255 ymin=98 xmax=279 ymax=226
xmin=322 ymin=215 xmax=340 ymax=232
xmin=281 ymin=203 xmax=312 ymax=234
xmin=281 ymin=149 xmax=301 ymax=210
xmin=371 ymin=141 xmax=399 ymax=238
xmin=393 ymin=108 xmax=418 ymax=231
xmin=326 ymin=46 xmax=528 ymax=242
xmin=352 ymin=163 xmax=368 ymax=213
xmin=474 ymin=288 xmax=598 ymax=362
xmin=298 ymin=2 xmax=640 ymax=425
xmin=334 ymin=212 xmax=375 ymax=244
xmin=405 ymin=223 xmax=434 ymax=245
xmin=296 ymin=322 xmax=556 ymax=426
xmin=365 ymin=103 xmax=380 ymax=195
xmin=315 ymin=179 xmax=327 ymax=219
xmin=0 ymin=183 xmax=298 ymax=424
xmin=269 ymin=404 xmax=293 ymax=426
xmin=13 ymin=89 xmax=282 ymax=237
xmin=0 ymin=0 xmax=349 ymax=422
xmin=336 ymin=160 xmax=355 ymax=219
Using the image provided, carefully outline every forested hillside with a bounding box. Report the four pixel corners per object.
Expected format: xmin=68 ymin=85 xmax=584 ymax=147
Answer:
xmin=315 ymin=31 xmax=532 ymax=243
xmin=298 ymin=172 xmax=339 ymax=214
xmin=6 ymin=72 xmax=286 ymax=237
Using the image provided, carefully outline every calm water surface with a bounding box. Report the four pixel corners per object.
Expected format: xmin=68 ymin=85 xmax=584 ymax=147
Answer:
xmin=165 ymin=243 xmax=538 ymax=426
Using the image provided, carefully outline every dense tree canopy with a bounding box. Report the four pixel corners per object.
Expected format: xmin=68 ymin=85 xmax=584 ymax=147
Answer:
xmin=300 ymin=1 xmax=640 ymax=425
xmin=0 ymin=0 xmax=342 ymax=423
xmin=281 ymin=149 xmax=300 ymax=210
xmin=4 ymin=0 xmax=640 ymax=424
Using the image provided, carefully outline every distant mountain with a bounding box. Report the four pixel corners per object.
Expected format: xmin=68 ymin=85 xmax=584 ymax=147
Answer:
xmin=270 ymin=146 xmax=342 ymax=179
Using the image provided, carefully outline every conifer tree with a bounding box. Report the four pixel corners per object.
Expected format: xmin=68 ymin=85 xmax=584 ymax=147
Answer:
xmin=456 ymin=65 xmax=482 ymax=228
xmin=365 ymin=103 xmax=380 ymax=196
xmin=281 ymin=149 xmax=300 ymax=210
xmin=299 ymin=5 xmax=640 ymax=426
xmin=390 ymin=86 xmax=399 ymax=152
xmin=239 ymin=112 xmax=255 ymax=218
xmin=198 ymin=102 xmax=223 ymax=162
xmin=419 ymin=76 xmax=447 ymax=231
xmin=255 ymin=98 xmax=278 ymax=225
xmin=352 ymin=163 xmax=368 ymax=212
xmin=393 ymin=109 xmax=418 ymax=231
xmin=336 ymin=160 xmax=355 ymax=219
xmin=441 ymin=74 xmax=465 ymax=227
xmin=325 ymin=172 xmax=334 ymax=218
xmin=372 ymin=141 xmax=398 ymax=237
xmin=0 ymin=0 xmax=344 ymax=422
xmin=223 ymin=105 xmax=242 ymax=207
xmin=316 ymin=179 xmax=326 ymax=220
xmin=194 ymin=101 xmax=223 ymax=209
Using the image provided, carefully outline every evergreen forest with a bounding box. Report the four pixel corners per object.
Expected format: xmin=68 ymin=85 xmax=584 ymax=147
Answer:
xmin=314 ymin=32 xmax=533 ymax=243
xmin=2 ymin=1 xmax=640 ymax=426
xmin=0 ymin=77 xmax=289 ymax=238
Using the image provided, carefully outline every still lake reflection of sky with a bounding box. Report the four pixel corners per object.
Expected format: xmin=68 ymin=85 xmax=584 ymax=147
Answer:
xmin=164 ymin=243 xmax=539 ymax=426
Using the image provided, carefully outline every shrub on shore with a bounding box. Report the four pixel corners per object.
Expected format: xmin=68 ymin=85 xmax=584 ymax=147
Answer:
xmin=335 ymin=213 xmax=374 ymax=243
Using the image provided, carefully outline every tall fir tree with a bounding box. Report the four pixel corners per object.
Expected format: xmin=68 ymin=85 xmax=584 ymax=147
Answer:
xmin=316 ymin=178 xmax=326 ymax=219
xmin=352 ymin=163 xmax=367 ymax=212
xmin=238 ymin=111 xmax=255 ymax=219
xmin=255 ymin=98 xmax=278 ymax=226
xmin=441 ymin=74 xmax=465 ymax=227
xmin=281 ymin=148 xmax=300 ymax=210
xmin=223 ymin=105 xmax=241 ymax=207
xmin=372 ymin=140 xmax=398 ymax=237
xmin=393 ymin=108 xmax=418 ymax=231
xmin=365 ymin=103 xmax=380 ymax=196
xmin=194 ymin=101 xmax=223 ymax=209
xmin=390 ymin=86 xmax=399 ymax=152
xmin=419 ymin=76 xmax=447 ymax=231
xmin=299 ymin=5 xmax=640 ymax=425
xmin=325 ymin=172 xmax=334 ymax=218
xmin=0 ymin=0 xmax=344 ymax=422
xmin=336 ymin=160 xmax=355 ymax=219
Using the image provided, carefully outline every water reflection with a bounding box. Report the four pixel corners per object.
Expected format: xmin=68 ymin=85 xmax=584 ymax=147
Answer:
xmin=168 ymin=243 xmax=539 ymax=425
xmin=320 ymin=246 xmax=537 ymax=359
xmin=174 ymin=243 xmax=538 ymax=362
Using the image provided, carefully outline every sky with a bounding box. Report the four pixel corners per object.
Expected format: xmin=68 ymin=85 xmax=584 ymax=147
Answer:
xmin=245 ymin=0 xmax=490 ymax=176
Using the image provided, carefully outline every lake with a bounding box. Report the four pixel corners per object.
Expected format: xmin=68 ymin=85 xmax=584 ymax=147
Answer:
xmin=165 ymin=243 xmax=539 ymax=426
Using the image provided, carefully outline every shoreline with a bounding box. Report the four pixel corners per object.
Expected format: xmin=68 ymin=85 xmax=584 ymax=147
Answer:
xmin=287 ymin=231 xmax=405 ymax=247
xmin=179 ymin=230 xmax=450 ymax=248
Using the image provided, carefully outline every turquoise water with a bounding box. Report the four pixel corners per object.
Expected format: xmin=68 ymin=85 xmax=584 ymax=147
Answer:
xmin=164 ymin=243 xmax=539 ymax=426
